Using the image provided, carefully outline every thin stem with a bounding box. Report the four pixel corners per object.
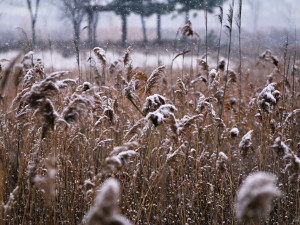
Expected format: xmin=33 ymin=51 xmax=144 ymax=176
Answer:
xmin=237 ymin=0 xmax=243 ymax=127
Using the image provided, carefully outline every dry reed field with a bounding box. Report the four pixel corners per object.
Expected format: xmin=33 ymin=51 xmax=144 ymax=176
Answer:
xmin=0 ymin=5 xmax=300 ymax=225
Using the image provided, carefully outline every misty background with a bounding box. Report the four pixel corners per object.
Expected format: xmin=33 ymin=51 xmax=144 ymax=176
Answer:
xmin=0 ymin=0 xmax=299 ymax=69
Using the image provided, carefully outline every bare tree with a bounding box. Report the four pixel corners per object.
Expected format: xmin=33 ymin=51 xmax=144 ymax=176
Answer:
xmin=25 ymin=0 xmax=40 ymax=49
xmin=84 ymin=1 xmax=111 ymax=48
xmin=61 ymin=0 xmax=85 ymax=45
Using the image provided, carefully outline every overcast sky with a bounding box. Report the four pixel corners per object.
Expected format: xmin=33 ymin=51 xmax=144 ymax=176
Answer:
xmin=0 ymin=0 xmax=299 ymax=41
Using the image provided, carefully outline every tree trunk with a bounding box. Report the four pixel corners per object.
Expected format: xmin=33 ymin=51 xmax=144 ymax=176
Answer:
xmin=26 ymin=0 xmax=40 ymax=49
xmin=87 ymin=11 xmax=93 ymax=48
xmin=74 ymin=22 xmax=80 ymax=45
xmin=92 ymin=13 xmax=99 ymax=46
xmin=157 ymin=13 xmax=161 ymax=43
xmin=73 ymin=21 xmax=81 ymax=83
xmin=141 ymin=14 xmax=147 ymax=44
xmin=121 ymin=14 xmax=127 ymax=47
xmin=31 ymin=19 xmax=36 ymax=49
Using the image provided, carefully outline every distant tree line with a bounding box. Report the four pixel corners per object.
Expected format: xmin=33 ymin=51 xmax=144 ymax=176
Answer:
xmin=21 ymin=0 xmax=223 ymax=49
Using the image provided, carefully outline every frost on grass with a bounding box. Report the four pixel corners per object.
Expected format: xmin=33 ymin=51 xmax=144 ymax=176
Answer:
xmin=239 ymin=130 xmax=253 ymax=157
xmin=235 ymin=172 xmax=281 ymax=223
xmin=257 ymin=83 xmax=280 ymax=113
xmin=83 ymin=178 xmax=132 ymax=225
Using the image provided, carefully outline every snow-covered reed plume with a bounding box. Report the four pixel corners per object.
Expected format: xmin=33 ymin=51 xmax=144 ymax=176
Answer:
xmin=208 ymin=69 xmax=217 ymax=86
xmin=196 ymin=93 xmax=216 ymax=118
xmin=227 ymin=70 xmax=237 ymax=83
xmin=83 ymin=178 xmax=132 ymax=225
xmin=93 ymin=47 xmax=106 ymax=68
xmin=283 ymin=109 xmax=300 ymax=132
xmin=142 ymin=94 xmax=166 ymax=116
xmin=258 ymin=49 xmax=279 ymax=67
xmin=257 ymin=83 xmax=280 ymax=113
xmin=269 ymin=137 xmax=289 ymax=157
xmin=144 ymin=65 xmax=165 ymax=95
xmin=180 ymin=20 xmax=199 ymax=38
xmin=124 ymin=77 xmax=136 ymax=101
xmin=63 ymin=94 xmax=94 ymax=123
xmin=218 ymin=59 xmax=225 ymax=72
xmin=93 ymin=47 xmax=107 ymax=85
xmin=208 ymin=69 xmax=220 ymax=92
xmin=230 ymin=127 xmax=239 ymax=138
xmin=123 ymin=118 xmax=145 ymax=141
xmin=62 ymin=82 xmax=95 ymax=124
xmin=123 ymin=46 xmax=134 ymax=81
xmin=15 ymin=72 xmax=66 ymax=136
xmin=146 ymin=104 xmax=177 ymax=127
xmin=177 ymin=114 xmax=202 ymax=136
xmin=235 ymin=172 xmax=281 ymax=223
xmin=166 ymin=142 xmax=186 ymax=167
xmin=104 ymin=142 xmax=138 ymax=173
xmin=123 ymin=46 xmax=132 ymax=69
xmin=12 ymin=71 xmax=70 ymax=112
xmin=239 ymin=130 xmax=253 ymax=157
xmin=284 ymin=152 xmax=300 ymax=183
xmin=34 ymin=157 xmax=56 ymax=201
xmin=16 ymin=71 xmax=72 ymax=136
xmin=3 ymin=186 xmax=19 ymax=215
xmin=216 ymin=152 xmax=228 ymax=173
xmin=22 ymin=69 xmax=35 ymax=89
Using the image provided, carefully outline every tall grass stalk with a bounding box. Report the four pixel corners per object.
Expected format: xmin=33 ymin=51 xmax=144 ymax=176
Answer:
xmin=280 ymin=34 xmax=289 ymax=125
xmin=74 ymin=39 xmax=81 ymax=84
xmin=216 ymin=1 xmax=224 ymax=69
xmin=219 ymin=0 xmax=235 ymax=122
xmin=205 ymin=1 xmax=208 ymax=78
xmin=236 ymin=0 xmax=243 ymax=126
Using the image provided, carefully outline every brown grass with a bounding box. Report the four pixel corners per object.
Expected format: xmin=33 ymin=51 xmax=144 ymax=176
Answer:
xmin=0 ymin=40 xmax=299 ymax=225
